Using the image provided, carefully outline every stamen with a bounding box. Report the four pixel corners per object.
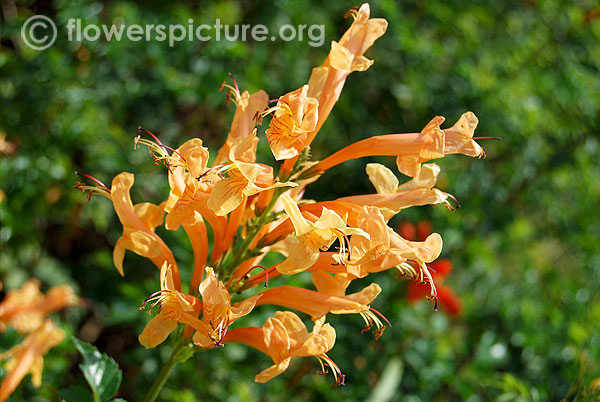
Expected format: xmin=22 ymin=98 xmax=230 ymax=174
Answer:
xmin=344 ymin=6 xmax=359 ymax=20
xmin=74 ymin=172 xmax=110 ymax=193
xmin=395 ymin=262 xmax=418 ymax=280
xmin=217 ymin=316 xmax=230 ymax=346
xmin=446 ymin=193 xmax=461 ymax=209
xmin=138 ymin=289 xmax=172 ymax=314
xmin=319 ymin=354 xmax=345 ymax=386
xmin=74 ymin=172 xmax=112 ymax=200
xmin=197 ymin=164 xmax=228 ymax=182
xmin=219 ymin=75 xmax=241 ymax=106
xmin=242 ymin=265 xmax=270 ymax=288
xmin=315 ymin=355 xmax=328 ymax=375
xmin=472 ymin=137 xmax=503 ymax=141
xmin=360 ymin=312 xmax=373 ymax=334
xmin=420 ymin=263 xmax=439 ymax=311
xmin=138 ymin=127 xmax=165 ymax=147
xmin=332 ymin=229 xmax=352 ymax=262
xmin=369 ymin=307 xmax=392 ymax=329
xmin=135 ymin=129 xmax=190 ymax=173
xmin=227 ymin=72 xmax=240 ymax=94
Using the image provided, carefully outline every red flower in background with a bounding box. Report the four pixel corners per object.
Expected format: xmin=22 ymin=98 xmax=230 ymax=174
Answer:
xmin=399 ymin=221 xmax=462 ymax=316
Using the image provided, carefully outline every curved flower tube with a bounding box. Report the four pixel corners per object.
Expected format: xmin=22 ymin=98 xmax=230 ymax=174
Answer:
xmin=111 ymin=173 xmax=180 ymax=289
xmin=338 ymin=163 xmax=452 ymax=218
xmin=281 ymin=3 xmax=388 ymax=174
xmin=306 ymin=112 xmax=484 ymax=177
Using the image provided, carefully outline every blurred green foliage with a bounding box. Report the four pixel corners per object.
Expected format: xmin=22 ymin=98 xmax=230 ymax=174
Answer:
xmin=1 ymin=0 xmax=600 ymax=401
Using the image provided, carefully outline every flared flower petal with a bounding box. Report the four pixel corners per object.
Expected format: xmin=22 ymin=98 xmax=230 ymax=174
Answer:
xmin=110 ymin=173 xmax=179 ymax=284
xmin=138 ymin=312 xmax=179 ymax=349
xmin=255 ymin=358 xmax=291 ymax=383
xmin=216 ymin=89 xmax=269 ymax=164
xmin=266 ymin=85 xmax=318 ymax=160
xmin=277 ymin=195 xmax=368 ymax=274
xmin=307 ymin=113 xmax=483 ymax=178
xmin=138 ymin=263 xmax=202 ymax=348
xmin=304 ymin=3 xmax=388 ymax=145
xmin=208 ymin=162 xmax=295 ymax=216
xmin=338 ymin=163 xmax=451 ymax=218
xmin=443 ymin=111 xmax=484 ymax=157
xmin=223 ymin=311 xmax=337 ymax=383
xmin=193 ymin=268 xmax=261 ymax=347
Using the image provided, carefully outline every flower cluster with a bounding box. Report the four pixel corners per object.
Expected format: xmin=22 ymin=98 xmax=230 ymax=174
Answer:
xmin=0 ymin=280 xmax=78 ymax=401
xmin=76 ymin=3 xmax=489 ymax=386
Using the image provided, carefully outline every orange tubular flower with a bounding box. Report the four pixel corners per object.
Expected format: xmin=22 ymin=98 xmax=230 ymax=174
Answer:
xmin=254 ymin=284 xmax=375 ymax=321
xmin=111 ymin=172 xmax=180 ymax=289
xmin=329 ymin=206 xmax=442 ymax=281
xmin=0 ymin=279 xmax=78 ymax=334
xmin=215 ymin=85 xmax=269 ymax=165
xmin=306 ymin=112 xmax=484 ymax=177
xmin=337 ymin=163 xmax=453 ymax=218
xmin=305 ymin=3 xmax=387 ymax=145
xmin=223 ymin=311 xmax=341 ymax=384
xmin=207 ymin=161 xmax=295 ymax=216
xmin=265 ymin=85 xmax=318 ymax=160
xmin=138 ymin=263 xmax=203 ymax=349
xmin=277 ymin=194 xmax=369 ymax=274
xmin=311 ymin=271 xmax=388 ymax=338
xmin=75 ymin=3 xmax=491 ymax=391
xmin=0 ymin=320 xmax=64 ymax=402
xmin=281 ymin=3 xmax=388 ymax=174
xmin=192 ymin=268 xmax=261 ymax=348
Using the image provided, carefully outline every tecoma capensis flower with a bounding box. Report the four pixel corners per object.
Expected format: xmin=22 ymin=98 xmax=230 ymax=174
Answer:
xmin=265 ymin=85 xmax=318 ymax=160
xmin=223 ymin=311 xmax=341 ymax=384
xmin=311 ymin=271 xmax=388 ymax=338
xmin=192 ymin=267 xmax=261 ymax=348
xmin=138 ymin=263 xmax=204 ymax=349
xmin=216 ymin=83 xmax=269 ymax=165
xmin=306 ymin=112 xmax=484 ymax=178
xmin=75 ymin=3 xmax=493 ymax=392
xmin=0 ymin=320 xmax=64 ymax=402
xmin=305 ymin=4 xmax=387 ymax=145
xmin=0 ymin=279 xmax=78 ymax=334
xmin=277 ymin=194 xmax=369 ymax=274
xmin=207 ymin=161 xmax=295 ymax=216
xmin=442 ymin=111 xmax=484 ymax=158
xmin=110 ymin=172 xmax=180 ymax=287
xmin=338 ymin=163 xmax=454 ymax=219
xmin=280 ymin=3 xmax=388 ymax=175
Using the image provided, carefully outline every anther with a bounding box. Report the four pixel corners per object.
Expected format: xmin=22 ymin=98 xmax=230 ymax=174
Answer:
xmin=472 ymin=137 xmax=503 ymax=141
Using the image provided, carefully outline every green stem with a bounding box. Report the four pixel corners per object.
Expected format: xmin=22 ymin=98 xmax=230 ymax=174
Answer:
xmin=142 ymin=338 xmax=187 ymax=402
xmin=223 ymin=187 xmax=284 ymax=279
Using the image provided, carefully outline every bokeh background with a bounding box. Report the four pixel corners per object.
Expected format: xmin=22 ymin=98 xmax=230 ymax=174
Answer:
xmin=1 ymin=0 xmax=600 ymax=401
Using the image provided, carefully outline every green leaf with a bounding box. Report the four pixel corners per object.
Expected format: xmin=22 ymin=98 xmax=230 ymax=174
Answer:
xmin=59 ymin=386 xmax=94 ymax=402
xmin=72 ymin=337 xmax=123 ymax=402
